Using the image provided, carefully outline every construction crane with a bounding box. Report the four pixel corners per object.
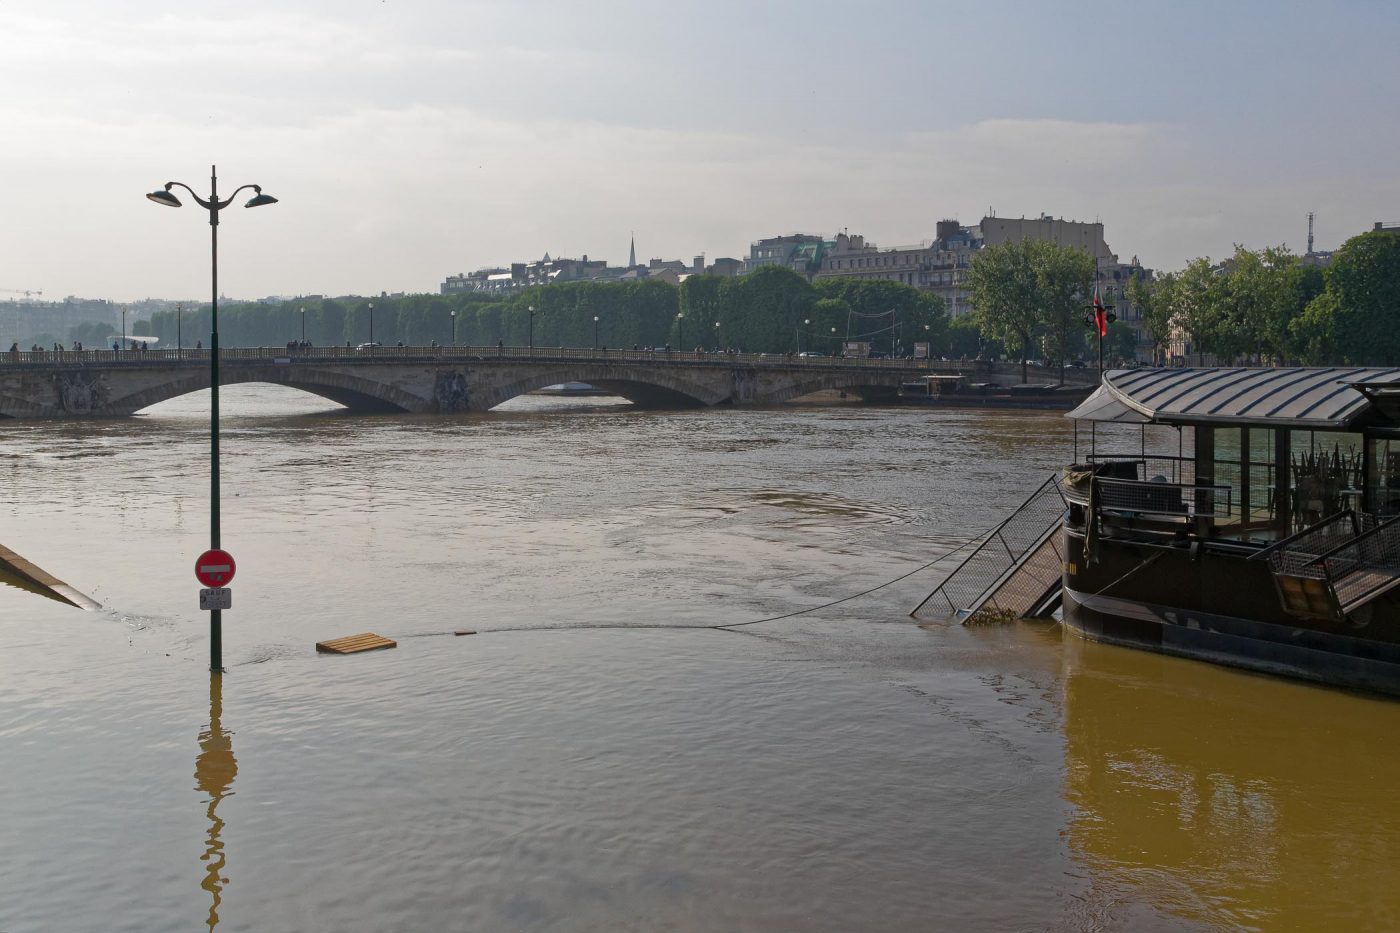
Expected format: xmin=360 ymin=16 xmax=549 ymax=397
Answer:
xmin=0 ymin=288 xmax=43 ymax=345
xmin=0 ymin=287 xmax=43 ymax=300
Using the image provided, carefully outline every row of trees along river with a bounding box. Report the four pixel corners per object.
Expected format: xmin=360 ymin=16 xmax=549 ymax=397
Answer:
xmin=114 ymin=271 xmax=947 ymax=358
xmin=1134 ymin=229 xmax=1400 ymax=366
xmin=69 ymin=227 xmax=1400 ymax=369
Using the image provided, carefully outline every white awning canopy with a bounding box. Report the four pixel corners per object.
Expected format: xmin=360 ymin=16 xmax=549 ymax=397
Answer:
xmin=1066 ymin=367 xmax=1400 ymax=430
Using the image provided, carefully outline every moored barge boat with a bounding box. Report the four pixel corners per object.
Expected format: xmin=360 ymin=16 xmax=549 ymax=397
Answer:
xmin=897 ymin=374 xmax=1092 ymax=410
xmin=1061 ymin=367 xmax=1400 ymax=696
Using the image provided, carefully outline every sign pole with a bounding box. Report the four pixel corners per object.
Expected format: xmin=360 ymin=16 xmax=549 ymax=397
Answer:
xmin=209 ymin=166 xmax=223 ymax=673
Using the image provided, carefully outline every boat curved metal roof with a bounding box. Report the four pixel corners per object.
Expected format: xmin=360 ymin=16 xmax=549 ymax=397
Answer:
xmin=1066 ymin=367 xmax=1400 ymax=429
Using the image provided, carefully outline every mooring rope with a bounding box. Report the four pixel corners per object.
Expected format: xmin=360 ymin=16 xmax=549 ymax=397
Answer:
xmin=388 ymin=531 xmax=990 ymax=641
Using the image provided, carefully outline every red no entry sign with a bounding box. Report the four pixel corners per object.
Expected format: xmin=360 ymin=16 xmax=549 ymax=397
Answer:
xmin=195 ymin=549 xmax=237 ymax=587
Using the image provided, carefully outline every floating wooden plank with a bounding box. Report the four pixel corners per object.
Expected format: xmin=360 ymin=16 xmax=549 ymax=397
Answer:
xmin=316 ymin=632 xmax=397 ymax=655
xmin=0 ymin=542 xmax=102 ymax=610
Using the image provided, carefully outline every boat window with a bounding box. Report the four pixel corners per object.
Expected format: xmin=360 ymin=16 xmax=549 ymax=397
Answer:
xmin=1367 ymin=436 xmax=1400 ymax=517
xmin=1211 ymin=428 xmax=1245 ymax=532
xmin=1211 ymin=428 xmax=1289 ymax=540
xmin=1290 ymin=431 xmax=1364 ymax=530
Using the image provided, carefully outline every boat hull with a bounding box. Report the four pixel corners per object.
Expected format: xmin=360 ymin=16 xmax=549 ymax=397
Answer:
xmin=1062 ymin=531 xmax=1400 ymax=697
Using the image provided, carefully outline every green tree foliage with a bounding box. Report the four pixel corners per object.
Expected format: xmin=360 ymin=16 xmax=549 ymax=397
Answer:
xmin=715 ymin=266 xmax=815 ymax=351
xmin=1204 ymin=245 xmax=1305 ymax=363
xmin=131 ymin=267 xmax=950 ymax=357
xmin=1127 ymin=274 xmax=1170 ymax=364
xmin=945 ymin=314 xmax=983 ymax=359
xmin=807 ymin=297 xmax=850 ymax=353
xmin=1162 ymin=257 xmax=1220 ymax=365
xmin=968 ymin=238 xmax=1092 ymax=382
xmin=813 ymin=278 xmax=947 ymax=356
xmin=969 ymin=239 xmax=1040 ymax=381
xmin=1145 ymin=247 xmax=1325 ymax=365
xmin=677 ymin=275 xmax=723 ymax=348
xmin=1035 ymin=244 xmax=1095 ymax=384
xmin=1293 ymin=231 xmax=1400 ymax=365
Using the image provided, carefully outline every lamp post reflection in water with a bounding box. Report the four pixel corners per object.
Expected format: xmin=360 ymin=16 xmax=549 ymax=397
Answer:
xmin=195 ymin=673 xmax=237 ymax=930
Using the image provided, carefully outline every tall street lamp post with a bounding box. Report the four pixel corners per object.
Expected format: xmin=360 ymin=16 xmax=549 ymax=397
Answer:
xmin=451 ymin=310 xmax=457 ymax=347
xmin=800 ymin=317 xmax=810 ymax=354
xmin=528 ymin=305 xmax=536 ymax=355
xmin=146 ymin=165 xmax=277 ymax=673
xmin=300 ymin=306 xmax=306 ymax=345
xmin=676 ymin=312 xmax=684 ymax=350
xmin=593 ymin=315 xmax=599 ymax=350
xmin=368 ymin=301 xmax=375 ymax=349
xmin=177 ymin=302 xmax=183 ymax=354
xmin=121 ymin=308 xmax=127 ymax=350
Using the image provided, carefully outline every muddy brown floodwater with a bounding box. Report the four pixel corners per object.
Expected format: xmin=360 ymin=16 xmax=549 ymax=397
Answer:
xmin=3 ymin=386 xmax=1399 ymax=932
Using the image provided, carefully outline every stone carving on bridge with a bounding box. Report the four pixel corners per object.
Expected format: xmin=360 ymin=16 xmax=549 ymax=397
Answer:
xmin=52 ymin=371 xmax=108 ymax=415
xmin=432 ymin=370 xmax=470 ymax=412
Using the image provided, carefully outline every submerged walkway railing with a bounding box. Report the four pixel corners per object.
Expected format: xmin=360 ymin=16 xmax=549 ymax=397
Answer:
xmin=910 ymin=474 xmax=1068 ymax=621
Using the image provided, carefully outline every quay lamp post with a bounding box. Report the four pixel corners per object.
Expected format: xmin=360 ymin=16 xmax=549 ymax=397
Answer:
xmin=676 ymin=312 xmax=684 ymax=351
xmin=177 ymin=303 xmax=183 ymax=355
xmin=451 ymin=309 xmax=457 ymax=347
xmin=146 ymin=165 xmax=278 ymax=673
xmin=528 ymin=304 xmax=536 ymax=355
xmin=714 ymin=320 xmax=720 ymax=349
xmin=800 ymin=317 xmax=810 ymax=354
xmin=593 ymin=314 xmax=599 ymax=350
xmin=300 ymin=306 xmax=306 ymax=345
xmin=368 ymin=301 xmax=375 ymax=349
xmin=121 ymin=308 xmax=127 ymax=350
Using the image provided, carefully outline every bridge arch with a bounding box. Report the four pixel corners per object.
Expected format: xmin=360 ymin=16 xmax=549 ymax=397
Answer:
xmin=478 ymin=363 xmax=722 ymax=410
xmin=116 ymin=367 xmax=423 ymax=415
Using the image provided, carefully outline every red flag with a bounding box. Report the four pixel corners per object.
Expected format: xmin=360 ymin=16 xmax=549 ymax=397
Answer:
xmin=1092 ymin=281 xmax=1109 ymax=338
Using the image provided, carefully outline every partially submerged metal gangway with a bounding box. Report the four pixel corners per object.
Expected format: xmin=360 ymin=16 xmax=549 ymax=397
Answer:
xmin=1255 ymin=511 xmax=1400 ymax=622
xmin=0 ymin=542 xmax=101 ymax=609
xmin=910 ymin=475 xmax=1068 ymax=623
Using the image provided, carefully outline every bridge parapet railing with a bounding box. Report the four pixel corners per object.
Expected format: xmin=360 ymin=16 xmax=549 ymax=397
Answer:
xmin=0 ymin=345 xmax=953 ymax=370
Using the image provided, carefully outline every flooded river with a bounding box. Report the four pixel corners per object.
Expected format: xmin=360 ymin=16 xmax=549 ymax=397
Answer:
xmin=2 ymin=388 xmax=1399 ymax=932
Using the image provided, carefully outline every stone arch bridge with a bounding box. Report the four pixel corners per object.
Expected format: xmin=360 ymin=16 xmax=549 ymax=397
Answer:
xmin=0 ymin=345 xmax=1095 ymax=419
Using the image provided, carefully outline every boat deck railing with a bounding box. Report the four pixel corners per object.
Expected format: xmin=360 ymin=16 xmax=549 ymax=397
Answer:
xmin=1084 ymin=453 xmax=1196 ymax=486
xmin=1091 ymin=477 xmax=1234 ymax=520
xmin=1064 ymin=457 xmax=1231 ymax=520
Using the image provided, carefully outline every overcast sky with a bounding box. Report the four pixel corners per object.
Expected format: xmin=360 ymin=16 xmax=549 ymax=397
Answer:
xmin=2 ymin=0 xmax=1396 ymax=301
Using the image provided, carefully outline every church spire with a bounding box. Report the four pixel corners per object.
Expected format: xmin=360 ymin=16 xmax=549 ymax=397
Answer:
xmin=628 ymin=233 xmax=636 ymax=269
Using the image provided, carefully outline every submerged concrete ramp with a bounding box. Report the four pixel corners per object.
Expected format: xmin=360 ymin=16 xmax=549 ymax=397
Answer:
xmin=0 ymin=543 xmax=102 ymax=609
